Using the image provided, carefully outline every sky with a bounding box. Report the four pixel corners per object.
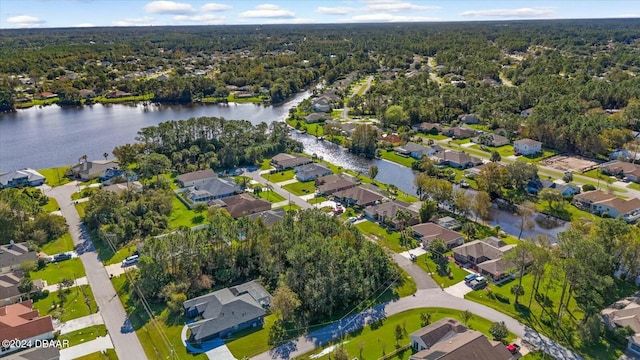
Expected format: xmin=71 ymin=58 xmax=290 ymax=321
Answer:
xmin=1 ymin=0 xmax=639 ymax=28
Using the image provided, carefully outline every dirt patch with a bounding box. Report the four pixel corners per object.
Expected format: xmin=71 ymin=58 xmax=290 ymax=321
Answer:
xmin=542 ymin=155 xmax=601 ymax=173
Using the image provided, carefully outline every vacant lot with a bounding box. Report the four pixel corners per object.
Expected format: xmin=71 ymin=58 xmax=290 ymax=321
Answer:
xmin=542 ymin=155 xmax=600 ymax=173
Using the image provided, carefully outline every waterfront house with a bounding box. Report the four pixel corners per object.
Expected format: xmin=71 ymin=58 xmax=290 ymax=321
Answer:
xmin=304 ymin=112 xmax=328 ymax=124
xmin=514 ymin=138 xmax=542 ymax=156
xmin=0 ymin=169 xmax=45 ymax=189
xmin=34 ymin=92 xmax=57 ymax=100
xmin=177 ymin=169 xmax=217 ymax=188
xmin=295 ymin=163 xmax=332 ymax=182
xmin=333 ymin=186 xmax=384 ymax=207
xmin=183 ymin=281 xmax=271 ymax=343
xmin=183 ymin=178 xmax=240 ymax=204
xmin=105 ymin=90 xmax=132 ymax=98
xmin=312 ymin=98 xmax=330 ymax=112
xmin=316 ymin=174 xmax=358 ymax=195
xmin=102 ymin=181 xmax=143 ymax=195
xmin=394 ymin=142 xmax=430 ymax=159
xmin=574 ymin=190 xmax=640 ymax=222
xmin=435 ymin=216 xmax=461 ymax=230
xmin=67 ymin=160 xmax=119 ymax=181
xmin=271 ymin=154 xmax=312 ymax=170
xmin=434 ymin=150 xmax=482 ymax=169
xmin=412 ymin=223 xmax=464 ymax=249
xmin=364 ymin=200 xmax=419 ymax=229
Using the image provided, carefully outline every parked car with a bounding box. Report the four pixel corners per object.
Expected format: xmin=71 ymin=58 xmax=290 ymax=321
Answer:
xmin=409 ymin=253 xmax=417 ymax=262
xmin=469 ymin=276 xmax=487 ymax=290
xmin=464 ymin=273 xmax=478 ymax=283
xmin=506 ymin=343 xmax=521 ymax=354
xmin=122 ymin=255 xmax=139 ymax=267
xmin=53 ymin=252 xmax=72 ymax=262
xmin=348 ymin=217 xmax=357 ymax=223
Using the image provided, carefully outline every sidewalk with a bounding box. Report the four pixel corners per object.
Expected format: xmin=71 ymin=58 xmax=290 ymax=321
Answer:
xmin=43 ymin=276 xmax=89 ymax=292
xmin=60 ymin=336 xmax=114 ymax=360
xmin=56 ymin=313 xmax=104 ymax=335
xmin=276 ymin=178 xmax=298 ymax=186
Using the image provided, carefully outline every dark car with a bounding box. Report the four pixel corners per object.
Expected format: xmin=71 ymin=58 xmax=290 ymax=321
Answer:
xmin=53 ymin=253 xmax=72 ymax=262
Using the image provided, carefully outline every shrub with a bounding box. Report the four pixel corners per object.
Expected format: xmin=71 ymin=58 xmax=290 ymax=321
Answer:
xmin=582 ymin=184 xmax=596 ymax=191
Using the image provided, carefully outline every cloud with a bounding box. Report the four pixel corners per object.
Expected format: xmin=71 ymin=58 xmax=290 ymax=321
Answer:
xmin=346 ymin=13 xmax=440 ymax=22
xmin=201 ymin=3 xmax=232 ymax=12
xmin=144 ymin=1 xmax=194 ymax=14
xmin=113 ymin=16 xmax=155 ymax=26
xmin=460 ymin=8 xmax=554 ymax=18
xmin=316 ymin=7 xmax=357 ymax=15
xmin=365 ymin=2 xmax=439 ymax=12
xmin=240 ymin=4 xmax=295 ymax=18
xmin=73 ymin=23 xmax=96 ymax=27
xmin=174 ymin=14 xmax=226 ymax=24
xmin=6 ymin=15 xmax=46 ymax=27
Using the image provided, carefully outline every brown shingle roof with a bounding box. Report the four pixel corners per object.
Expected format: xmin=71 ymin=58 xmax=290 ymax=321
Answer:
xmin=603 ymin=161 xmax=640 ymax=178
xmin=573 ymin=189 xmax=617 ymax=203
xmin=220 ymin=194 xmax=271 ymax=218
xmin=316 ymin=174 xmax=358 ymax=195
xmin=333 ymin=186 xmax=384 ymax=206
xmin=177 ymin=169 xmax=216 ymax=184
xmin=412 ymin=223 xmax=463 ymax=245
xmin=514 ymin=138 xmax=542 ymax=147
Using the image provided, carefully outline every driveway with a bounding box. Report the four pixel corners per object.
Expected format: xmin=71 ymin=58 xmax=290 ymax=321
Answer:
xmin=46 ymin=182 xmax=147 ymax=360
xmin=398 ymin=246 xmax=427 ymax=260
xmin=60 ymin=336 xmax=114 ymax=360
xmin=444 ymin=280 xmax=474 ymax=299
xmin=56 ymin=313 xmax=104 ymax=335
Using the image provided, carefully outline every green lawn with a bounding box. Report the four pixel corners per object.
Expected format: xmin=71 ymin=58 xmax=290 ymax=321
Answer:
xmin=168 ymin=197 xmax=208 ymax=228
xmin=15 ymin=97 xmax=60 ymax=108
xmin=308 ymin=196 xmax=326 ymax=204
xmin=93 ymin=93 xmax=154 ymax=104
xmin=275 ymin=204 xmax=301 ymax=212
xmin=111 ymin=275 xmax=207 ymax=360
xmin=58 ymin=324 xmax=107 ymax=347
xmin=282 ymin=181 xmax=316 ymax=196
xmin=415 ymin=254 xmax=470 ymax=288
xmin=262 ymin=170 xmax=295 ymax=183
xmin=470 ymin=144 xmax=514 ymax=157
xmin=514 ymin=149 xmax=556 ymax=164
xmin=355 ymin=221 xmax=414 ymax=253
xmin=331 ymin=109 xmax=342 ymax=119
xmin=75 ymin=202 xmax=88 ymax=218
xmin=260 ymin=159 xmax=272 ymax=170
xmin=417 ymin=133 xmax=449 ymax=141
xmin=103 ymin=244 xmax=138 ymax=266
xmin=75 ymin=349 xmax=118 ymax=360
xmin=380 ymin=150 xmax=417 ymax=168
xmin=303 ymin=122 xmax=325 ymax=137
xmin=30 ymin=258 xmax=86 ymax=284
xmin=257 ymin=189 xmax=286 ymax=203
xmin=72 ymin=187 xmax=99 ymax=200
xmin=520 ymin=351 xmax=556 ymax=360
xmin=628 ymin=182 xmax=640 ymax=191
xmin=535 ymin=201 xmax=595 ymax=222
xmin=452 ymin=138 xmax=471 ymax=145
xmin=42 ymin=196 xmax=60 ymax=212
xmin=298 ymin=308 xmax=515 ymax=360
xmin=41 ymin=232 xmax=75 ymax=255
xmin=38 ymin=166 xmax=71 ymax=187
xmin=33 ymin=285 xmax=97 ymax=322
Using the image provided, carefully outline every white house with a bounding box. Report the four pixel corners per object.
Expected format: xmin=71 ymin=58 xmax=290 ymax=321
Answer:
xmin=514 ymin=138 xmax=542 ymax=156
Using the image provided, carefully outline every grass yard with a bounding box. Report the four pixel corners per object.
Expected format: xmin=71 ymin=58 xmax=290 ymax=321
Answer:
xmin=260 ymin=158 xmax=272 ymax=170
xmin=42 ymin=196 xmax=60 ymax=212
xmin=75 ymin=202 xmax=88 ymax=218
xmin=470 ymin=144 xmax=514 ymax=157
xmin=282 ymin=181 xmax=316 ymax=196
xmin=520 ymin=351 xmax=556 ymax=360
xmin=304 ymin=122 xmax=325 ymax=137
xmin=168 ymin=197 xmax=207 ymax=228
xmin=15 ymin=98 xmax=60 ymax=108
xmin=298 ymin=308 xmax=515 ymax=360
xmin=257 ymin=189 xmax=286 ymax=203
xmin=33 ymin=285 xmax=97 ymax=322
xmin=355 ymin=221 xmax=414 ymax=253
xmin=415 ymin=253 xmax=469 ymax=288
xmin=417 ymin=133 xmax=449 ymax=141
xmin=275 ymin=204 xmax=301 ymax=212
xmin=93 ymin=93 xmax=154 ymax=104
xmin=308 ymin=196 xmax=326 ymax=204
xmin=535 ymin=201 xmax=595 ymax=222
xmin=515 ymin=149 xmax=556 ymax=164
xmin=331 ymin=109 xmax=342 ymax=119
xmin=380 ymin=150 xmax=417 ymax=168
xmin=103 ymin=244 xmax=138 ymax=266
xmin=451 ymin=138 xmax=471 ymax=145
xmin=41 ymin=232 xmax=75 ymax=255
xmin=111 ymin=275 xmax=207 ymax=360
xmin=263 ymin=170 xmax=295 ymax=183
xmin=30 ymin=258 xmax=86 ymax=284
xmin=72 ymin=187 xmax=99 ymax=200
xmin=58 ymin=324 xmax=108 ymax=347
xmin=38 ymin=166 xmax=71 ymax=187
xmin=75 ymin=349 xmax=118 ymax=360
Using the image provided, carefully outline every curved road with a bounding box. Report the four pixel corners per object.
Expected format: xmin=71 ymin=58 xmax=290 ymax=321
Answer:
xmin=45 ymin=182 xmax=147 ymax=360
xmin=341 ymin=75 xmax=374 ymax=121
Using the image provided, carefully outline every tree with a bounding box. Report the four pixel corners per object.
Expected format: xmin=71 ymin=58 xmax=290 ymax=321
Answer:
xmin=18 ymin=277 xmax=33 ymax=294
xmin=112 ymin=143 xmax=142 ymax=168
xmin=272 ymin=284 xmax=302 ymax=323
xmin=57 ymin=283 xmax=66 ymax=306
xmin=334 ymin=347 xmax=349 ymax=360
xmin=506 ymin=162 xmax=538 ymax=190
xmin=268 ymin=319 xmax=288 ymax=346
xmin=395 ymin=324 xmax=404 ymax=345
xmin=427 ymin=239 xmax=447 ymax=260
xmin=138 ymin=153 xmax=171 ymax=184
xmin=477 ymin=163 xmax=507 ymax=199
xmin=349 ymin=124 xmax=378 ymax=158
xmin=61 ymin=278 xmax=75 ymax=289
xmin=578 ymin=315 xmax=602 ymax=345
xmin=490 ymin=150 xmax=501 ymax=162
xmin=452 ymin=189 xmax=472 ymax=218
xmin=384 ymin=105 xmax=408 ymax=128
xmin=460 ymin=310 xmax=473 ymax=325
xmin=420 ymin=312 xmax=432 ymax=327
xmin=562 ymin=172 xmax=573 ymax=183
xmin=368 ymin=165 xmax=379 ymax=182
xmin=471 ymin=191 xmax=492 ymax=222
xmin=539 ymin=188 xmax=563 ymax=210
xmin=510 ymin=284 xmax=525 ymax=304
xmin=167 ymin=293 xmax=187 ymax=315
xmin=419 ymin=200 xmax=437 ymax=223
xmin=489 ymin=321 xmax=509 ymax=342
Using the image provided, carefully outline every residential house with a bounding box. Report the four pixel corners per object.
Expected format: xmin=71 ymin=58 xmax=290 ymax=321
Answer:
xmin=98 ymin=168 xmax=123 ymax=182
xmin=102 ymin=181 xmax=143 ymax=195
xmin=34 ymin=92 xmax=58 ymax=100
xmin=364 ymin=200 xmax=419 ymax=229
xmin=435 ymin=150 xmax=483 ymax=169
xmin=553 ymin=183 xmax=581 ymax=197
xmin=412 ymin=223 xmax=464 ymax=249
xmin=105 ymin=90 xmax=132 ymax=98
xmin=443 ymin=127 xmax=476 ymax=139
xmin=601 ymin=294 xmax=640 ymax=356
xmin=340 ymin=123 xmax=357 ymax=137
xmin=247 ymin=208 xmax=286 ymax=227
xmin=312 ymin=98 xmax=330 ymax=112
xmin=183 ymin=280 xmax=272 ymax=343
xmin=3 ymin=346 xmax=59 ymax=360
xmin=316 ymin=174 xmax=358 ymax=195
xmin=464 ymin=163 xmax=497 ymax=177
xmin=333 ymin=186 xmax=384 ymax=207
xmin=0 ymin=271 xmax=44 ymax=306
xmin=602 ymin=161 xmax=640 ymax=183
xmin=412 ymin=122 xmax=443 ymax=134
xmin=66 ymin=160 xmax=119 ymax=181
xmin=219 ymin=194 xmax=271 ymax=218
xmin=521 ymin=108 xmax=534 ymax=118
xmin=0 ymin=243 xmax=37 ymax=275
xmin=526 ymin=179 xmax=555 ymax=195
xmin=458 ymin=114 xmax=480 ymax=124
xmin=453 ymin=237 xmax=516 ymax=282
xmin=78 ymin=89 xmax=95 ymax=98
xmin=0 ymin=169 xmax=45 ymax=189
xmin=409 ymin=318 xmax=512 ymax=360
xmin=0 ymin=300 xmax=54 ymax=357
xmin=183 ymin=178 xmax=240 ymax=204
xmin=394 ymin=142 xmax=430 ymax=159
xmin=609 ymin=149 xmax=640 ymax=162
xmin=574 ymin=190 xmax=640 ymax=222
xmin=270 ymin=154 xmax=312 ymax=170
xmin=514 ymin=138 xmax=542 ymax=156
xmin=424 ymin=144 xmax=444 ymax=157
xmin=435 ymin=216 xmax=461 ymax=230
xmin=378 ymin=134 xmax=402 ymax=146
xmin=176 ymin=169 xmax=217 ymax=188
xmin=295 ymin=163 xmax=332 ymax=182
xmin=471 ymin=133 xmax=510 ymax=147
xmin=305 ymin=113 xmax=328 ymax=124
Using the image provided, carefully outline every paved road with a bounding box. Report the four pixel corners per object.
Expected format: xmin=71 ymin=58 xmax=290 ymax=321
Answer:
xmin=45 ymin=182 xmax=147 ymax=360
xmin=245 ymin=170 xmax=313 ymax=210
xmin=341 ymin=75 xmax=374 ymax=121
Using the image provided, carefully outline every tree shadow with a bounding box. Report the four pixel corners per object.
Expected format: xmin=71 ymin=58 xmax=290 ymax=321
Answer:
xmin=191 ymin=215 xmax=205 ymax=224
